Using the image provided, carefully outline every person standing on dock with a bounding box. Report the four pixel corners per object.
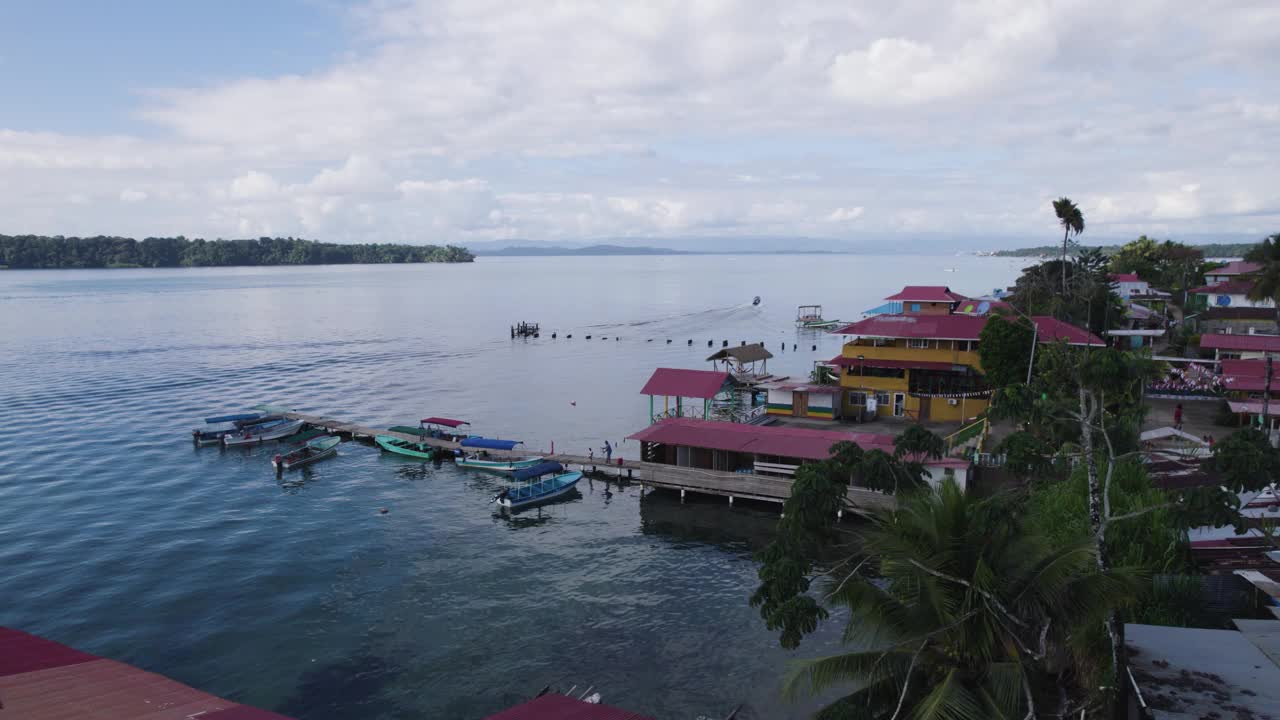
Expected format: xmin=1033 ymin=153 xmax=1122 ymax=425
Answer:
xmin=604 ymin=440 xmax=612 ymax=462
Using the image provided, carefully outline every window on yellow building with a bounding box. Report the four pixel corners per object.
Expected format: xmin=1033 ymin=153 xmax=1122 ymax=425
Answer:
xmin=908 ymin=338 xmax=931 ymax=349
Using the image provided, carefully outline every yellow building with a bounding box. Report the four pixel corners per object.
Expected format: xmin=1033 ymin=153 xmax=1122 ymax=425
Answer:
xmin=832 ymin=287 xmax=1102 ymax=423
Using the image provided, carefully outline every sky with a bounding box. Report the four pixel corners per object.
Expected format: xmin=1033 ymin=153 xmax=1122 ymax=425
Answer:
xmin=2 ymin=0 xmax=1279 ymax=249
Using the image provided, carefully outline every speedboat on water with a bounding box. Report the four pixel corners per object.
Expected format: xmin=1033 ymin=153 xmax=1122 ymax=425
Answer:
xmin=492 ymin=461 xmax=582 ymax=510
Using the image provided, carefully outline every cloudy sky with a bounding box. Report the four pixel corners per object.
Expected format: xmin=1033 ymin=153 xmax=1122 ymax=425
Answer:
xmin=2 ymin=0 xmax=1278 ymax=248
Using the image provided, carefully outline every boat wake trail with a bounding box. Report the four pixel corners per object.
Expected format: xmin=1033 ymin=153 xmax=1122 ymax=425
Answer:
xmin=579 ymin=301 xmax=763 ymax=336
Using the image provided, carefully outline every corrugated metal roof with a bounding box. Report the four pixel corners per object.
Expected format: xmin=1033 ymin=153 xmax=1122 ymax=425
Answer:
xmin=705 ymin=343 xmax=774 ymax=363
xmin=1029 ymin=316 xmax=1105 ymax=346
xmin=1190 ymin=279 xmax=1257 ymax=295
xmin=1211 ymin=260 xmax=1262 ymax=276
xmin=1201 ymin=333 xmax=1280 ymax=352
xmin=627 ymin=417 xmax=898 ymax=460
xmin=835 ymin=313 xmax=989 ymax=340
xmin=0 ymin=627 xmax=294 ymax=720
xmin=883 ymin=286 xmax=965 ymax=303
xmin=483 ymin=694 xmax=655 ymax=720
xmin=1126 ymin=623 xmax=1280 ymax=718
xmin=639 ymin=368 xmax=731 ymax=399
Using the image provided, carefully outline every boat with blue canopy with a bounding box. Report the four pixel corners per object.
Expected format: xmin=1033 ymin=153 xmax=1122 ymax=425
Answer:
xmin=492 ymin=462 xmax=583 ymax=510
xmin=222 ymin=418 xmax=306 ymax=447
xmin=459 ymin=437 xmax=522 ymax=451
xmin=191 ymin=413 xmax=278 ymax=446
xmin=456 ymin=453 xmax=544 ymax=472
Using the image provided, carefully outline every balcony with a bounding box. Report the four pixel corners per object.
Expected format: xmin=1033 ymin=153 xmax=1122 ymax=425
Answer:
xmin=841 ymin=342 xmax=983 ymax=372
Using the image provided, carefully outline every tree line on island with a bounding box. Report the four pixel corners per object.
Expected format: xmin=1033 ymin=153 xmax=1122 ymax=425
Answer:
xmin=0 ymin=234 xmax=474 ymax=269
xmin=753 ymin=199 xmax=1280 ymax=719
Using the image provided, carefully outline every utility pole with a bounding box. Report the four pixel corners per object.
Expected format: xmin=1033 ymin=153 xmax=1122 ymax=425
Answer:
xmin=1265 ymin=355 xmax=1274 ymax=443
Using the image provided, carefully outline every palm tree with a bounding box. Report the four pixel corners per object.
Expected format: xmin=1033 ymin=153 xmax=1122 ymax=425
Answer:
xmin=1245 ymin=233 xmax=1280 ymax=310
xmin=786 ymin=481 xmax=1136 ymax=719
xmin=1053 ymin=198 xmax=1085 ymax=295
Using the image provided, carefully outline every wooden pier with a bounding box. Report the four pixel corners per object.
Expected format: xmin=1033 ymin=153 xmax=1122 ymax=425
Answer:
xmin=276 ymin=411 xmax=894 ymax=513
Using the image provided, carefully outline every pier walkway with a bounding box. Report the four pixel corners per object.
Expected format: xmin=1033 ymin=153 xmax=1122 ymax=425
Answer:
xmin=277 ymin=411 xmax=894 ymax=512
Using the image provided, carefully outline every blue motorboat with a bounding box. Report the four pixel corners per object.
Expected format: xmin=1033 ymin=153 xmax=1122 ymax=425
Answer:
xmin=492 ymin=461 xmax=582 ymax=510
xmin=191 ymin=412 xmax=276 ymax=446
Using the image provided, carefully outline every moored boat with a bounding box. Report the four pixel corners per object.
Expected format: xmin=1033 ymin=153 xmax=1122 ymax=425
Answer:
xmin=273 ymin=436 xmax=341 ymax=472
xmin=222 ymin=419 xmax=305 ymax=447
xmin=374 ymin=435 xmax=439 ymax=460
xmin=456 ymin=453 xmax=544 ymax=472
xmin=795 ymin=304 xmax=840 ymax=329
xmin=191 ymin=413 xmax=278 ymax=446
xmin=492 ymin=461 xmax=583 ymax=510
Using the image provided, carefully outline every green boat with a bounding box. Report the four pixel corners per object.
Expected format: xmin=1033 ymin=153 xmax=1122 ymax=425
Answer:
xmin=456 ymin=454 xmax=544 ymax=472
xmin=374 ymin=435 xmax=438 ymax=460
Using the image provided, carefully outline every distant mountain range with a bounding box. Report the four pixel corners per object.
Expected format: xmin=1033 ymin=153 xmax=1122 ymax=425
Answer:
xmin=992 ymin=241 xmax=1258 ymax=259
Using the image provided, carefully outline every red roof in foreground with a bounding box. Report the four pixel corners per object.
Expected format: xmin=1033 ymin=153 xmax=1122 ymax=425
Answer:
xmin=1221 ymin=359 xmax=1267 ymax=377
xmin=639 ymin=368 xmax=731 ymax=399
xmin=884 ymin=285 xmax=966 ymax=303
xmin=628 ymin=417 xmax=898 ymax=461
xmin=483 ymin=694 xmax=655 ymax=720
xmin=0 ymin=626 xmax=294 ymax=720
xmin=1189 ymin=279 xmax=1256 ymax=295
xmin=828 ymin=356 xmax=960 ymax=371
xmin=1200 ymin=333 xmax=1280 ymax=352
xmin=836 ymin=313 xmax=989 ymax=340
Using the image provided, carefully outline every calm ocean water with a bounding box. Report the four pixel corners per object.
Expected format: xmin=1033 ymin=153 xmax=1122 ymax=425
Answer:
xmin=0 ymin=255 xmax=1024 ymax=719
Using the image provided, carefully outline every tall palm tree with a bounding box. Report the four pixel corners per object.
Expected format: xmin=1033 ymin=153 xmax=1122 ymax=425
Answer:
xmin=786 ymin=481 xmax=1136 ymax=719
xmin=1053 ymin=198 xmax=1085 ymax=295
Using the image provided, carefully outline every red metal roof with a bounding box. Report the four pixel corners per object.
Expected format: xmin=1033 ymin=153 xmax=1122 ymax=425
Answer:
xmin=627 ymin=417 xmax=899 ymax=460
xmin=1221 ymin=359 xmax=1267 ymax=377
xmin=639 ymin=368 xmax=731 ymax=399
xmin=0 ymin=627 xmax=295 ymax=720
xmin=1200 ymin=333 xmax=1280 ymax=352
xmin=1189 ymin=279 xmax=1256 ymax=295
xmin=883 ymin=285 xmax=965 ymax=303
xmin=483 ymin=694 xmax=655 ymax=720
xmin=421 ymin=417 xmax=469 ymax=427
xmin=828 ymin=355 xmax=960 ymax=371
xmin=1029 ymin=316 xmax=1105 ymax=346
xmin=836 ymin=313 xmax=1101 ymax=346
xmin=835 ymin=313 xmax=989 ymax=340
xmin=1210 ymin=260 xmax=1261 ymax=276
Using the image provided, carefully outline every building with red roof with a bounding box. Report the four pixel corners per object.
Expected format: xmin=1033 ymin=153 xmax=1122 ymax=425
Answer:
xmin=1189 ymin=261 xmax=1272 ymax=312
xmin=1200 ymin=332 xmax=1280 ymax=359
xmin=627 ymin=417 xmax=970 ymax=489
xmin=639 ymin=367 xmax=734 ymax=423
xmin=830 ymin=286 xmax=1102 ymax=422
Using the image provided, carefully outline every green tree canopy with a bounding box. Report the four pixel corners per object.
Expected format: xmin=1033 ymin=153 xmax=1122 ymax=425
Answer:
xmin=977 ymin=312 xmax=1035 ymax=388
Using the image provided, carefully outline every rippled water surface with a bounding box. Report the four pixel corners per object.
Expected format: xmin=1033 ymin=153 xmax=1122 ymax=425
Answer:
xmin=0 ymin=255 xmax=1024 ymax=718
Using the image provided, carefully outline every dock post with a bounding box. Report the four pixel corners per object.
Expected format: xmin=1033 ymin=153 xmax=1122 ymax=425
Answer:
xmin=627 ymin=468 xmax=633 ymax=480
xmin=728 ymin=495 xmax=734 ymax=506
xmin=680 ymin=488 xmax=686 ymax=503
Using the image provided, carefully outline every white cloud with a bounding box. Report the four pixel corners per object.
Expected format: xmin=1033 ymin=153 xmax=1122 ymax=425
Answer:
xmin=229 ymin=171 xmax=280 ymax=200
xmin=827 ymin=206 xmax=865 ymax=222
xmin=2 ymin=1 xmax=1279 ymax=243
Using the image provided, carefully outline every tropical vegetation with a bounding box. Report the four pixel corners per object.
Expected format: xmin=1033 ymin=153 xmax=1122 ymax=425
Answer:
xmin=0 ymin=234 xmax=474 ymax=269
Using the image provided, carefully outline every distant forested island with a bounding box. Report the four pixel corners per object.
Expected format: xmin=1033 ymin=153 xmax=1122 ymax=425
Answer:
xmin=992 ymin=242 xmax=1255 ymax=258
xmin=476 ymin=244 xmax=685 ymax=256
xmin=0 ymin=235 xmax=474 ymax=269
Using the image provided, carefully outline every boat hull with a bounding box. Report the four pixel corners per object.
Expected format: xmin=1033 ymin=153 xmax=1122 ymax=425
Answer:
xmin=456 ymin=456 xmax=544 ymax=472
xmin=497 ymin=471 xmax=583 ymax=510
xmin=374 ymin=435 xmax=437 ymax=460
xmin=223 ymin=419 xmax=306 ymax=447
xmin=274 ymin=445 xmax=338 ymax=471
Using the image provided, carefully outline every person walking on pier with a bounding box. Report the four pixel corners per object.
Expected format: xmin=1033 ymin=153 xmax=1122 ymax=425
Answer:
xmin=604 ymin=440 xmax=613 ymax=462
